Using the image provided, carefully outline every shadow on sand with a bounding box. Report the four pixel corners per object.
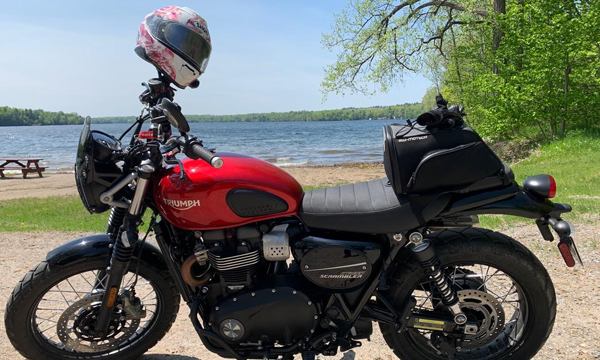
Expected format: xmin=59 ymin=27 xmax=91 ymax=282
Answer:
xmin=140 ymin=350 xmax=357 ymax=360
xmin=140 ymin=355 xmax=200 ymax=360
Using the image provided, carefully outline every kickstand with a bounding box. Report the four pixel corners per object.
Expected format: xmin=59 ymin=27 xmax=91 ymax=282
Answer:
xmin=302 ymin=351 xmax=316 ymax=360
xmin=262 ymin=348 xmax=271 ymax=360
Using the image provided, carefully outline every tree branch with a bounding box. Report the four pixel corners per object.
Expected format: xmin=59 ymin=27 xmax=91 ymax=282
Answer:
xmin=381 ymin=0 xmax=488 ymax=30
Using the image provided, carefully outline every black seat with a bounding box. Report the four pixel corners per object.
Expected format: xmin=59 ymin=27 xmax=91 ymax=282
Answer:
xmin=299 ymin=178 xmax=422 ymax=234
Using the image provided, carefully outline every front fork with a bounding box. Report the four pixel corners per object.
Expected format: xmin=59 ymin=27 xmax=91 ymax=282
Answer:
xmin=94 ymin=161 xmax=154 ymax=337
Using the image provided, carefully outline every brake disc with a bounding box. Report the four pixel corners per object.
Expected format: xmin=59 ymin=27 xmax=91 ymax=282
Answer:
xmin=455 ymin=290 xmax=505 ymax=349
xmin=56 ymin=294 xmax=140 ymax=353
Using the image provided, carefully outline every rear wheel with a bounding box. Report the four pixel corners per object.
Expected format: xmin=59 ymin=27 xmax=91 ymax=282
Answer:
xmin=5 ymin=258 xmax=180 ymax=360
xmin=380 ymin=228 xmax=556 ymax=360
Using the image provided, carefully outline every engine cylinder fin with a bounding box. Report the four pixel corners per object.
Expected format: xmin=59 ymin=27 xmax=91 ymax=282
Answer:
xmin=209 ymin=250 xmax=261 ymax=286
xmin=209 ymin=250 xmax=260 ymax=272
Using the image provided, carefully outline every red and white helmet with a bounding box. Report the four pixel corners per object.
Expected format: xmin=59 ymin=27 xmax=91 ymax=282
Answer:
xmin=135 ymin=6 xmax=211 ymax=88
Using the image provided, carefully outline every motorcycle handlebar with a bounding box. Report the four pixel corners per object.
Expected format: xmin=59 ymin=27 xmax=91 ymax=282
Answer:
xmin=188 ymin=143 xmax=224 ymax=168
xmin=168 ymin=136 xmax=223 ymax=168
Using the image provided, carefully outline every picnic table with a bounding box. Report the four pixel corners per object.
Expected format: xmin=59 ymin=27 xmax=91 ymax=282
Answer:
xmin=0 ymin=158 xmax=47 ymax=178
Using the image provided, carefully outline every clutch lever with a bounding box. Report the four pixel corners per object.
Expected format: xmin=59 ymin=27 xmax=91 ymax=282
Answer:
xmin=162 ymin=138 xmax=187 ymax=181
xmin=164 ymin=157 xmax=187 ymax=182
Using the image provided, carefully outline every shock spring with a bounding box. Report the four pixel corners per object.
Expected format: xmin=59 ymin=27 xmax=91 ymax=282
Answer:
xmin=408 ymin=233 xmax=467 ymax=325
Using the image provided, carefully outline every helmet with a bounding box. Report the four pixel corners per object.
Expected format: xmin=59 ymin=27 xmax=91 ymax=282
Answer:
xmin=135 ymin=6 xmax=211 ymax=88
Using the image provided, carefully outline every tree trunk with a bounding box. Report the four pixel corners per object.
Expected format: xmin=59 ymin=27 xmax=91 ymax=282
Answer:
xmin=450 ymin=24 xmax=464 ymax=100
xmin=492 ymin=0 xmax=507 ymax=75
xmin=516 ymin=0 xmax=525 ymax=71
xmin=562 ymin=54 xmax=570 ymax=136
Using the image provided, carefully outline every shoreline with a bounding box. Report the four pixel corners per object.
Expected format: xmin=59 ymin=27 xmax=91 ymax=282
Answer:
xmin=0 ymin=162 xmax=386 ymax=201
xmin=0 ymin=161 xmax=384 ymax=175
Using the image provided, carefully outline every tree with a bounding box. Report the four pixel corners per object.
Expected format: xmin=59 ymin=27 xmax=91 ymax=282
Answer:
xmin=457 ymin=0 xmax=600 ymax=138
xmin=324 ymin=0 xmax=600 ymax=139
xmin=321 ymin=0 xmax=498 ymax=95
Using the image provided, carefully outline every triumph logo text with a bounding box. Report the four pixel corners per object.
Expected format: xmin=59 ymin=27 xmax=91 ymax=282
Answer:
xmin=164 ymin=199 xmax=201 ymax=210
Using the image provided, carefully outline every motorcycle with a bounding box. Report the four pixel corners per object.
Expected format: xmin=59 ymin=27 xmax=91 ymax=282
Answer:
xmin=5 ymin=76 xmax=583 ymax=360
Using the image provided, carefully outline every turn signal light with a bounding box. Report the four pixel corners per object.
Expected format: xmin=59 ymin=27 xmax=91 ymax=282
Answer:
xmin=523 ymin=174 xmax=556 ymax=199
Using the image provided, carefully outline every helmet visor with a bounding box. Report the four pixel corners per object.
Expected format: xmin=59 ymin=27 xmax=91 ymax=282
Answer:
xmin=148 ymin=16 xmax=211 ymax=73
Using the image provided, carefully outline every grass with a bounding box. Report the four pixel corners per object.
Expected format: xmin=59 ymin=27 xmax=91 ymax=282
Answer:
xmin=0 ymin=196 xmax=108 ymax=232
xmin=479 ymin=131 xmax=600 ymax=228
xmin=0 ymin=132 xmax=598 ymax=232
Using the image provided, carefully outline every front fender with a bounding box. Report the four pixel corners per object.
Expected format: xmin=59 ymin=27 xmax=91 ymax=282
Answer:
xmin=46 ymin=234 xmax=167 ymax=271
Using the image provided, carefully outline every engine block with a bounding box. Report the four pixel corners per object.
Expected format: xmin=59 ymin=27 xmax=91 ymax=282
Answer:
xmin=209 ymin=283 xmax=318 ymax=345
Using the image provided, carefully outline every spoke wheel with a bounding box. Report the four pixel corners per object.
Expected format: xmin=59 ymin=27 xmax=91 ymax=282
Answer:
xmin=380 ymin=228 xmax=556 ymax=360
xmin=32 ymin=269 xmax=156 ymax=355
xmin=408 ymin=264 xmax=526 ymax=357
xmin=5 ymin=257 xmax=180 ymax=360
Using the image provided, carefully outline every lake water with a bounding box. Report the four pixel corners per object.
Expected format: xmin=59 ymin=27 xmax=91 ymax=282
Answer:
xmin=0 ymin=120 xmax=400 ymax=171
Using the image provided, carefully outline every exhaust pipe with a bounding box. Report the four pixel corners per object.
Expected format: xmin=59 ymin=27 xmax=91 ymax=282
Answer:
xmin=181 ymin=255 xmax=213 ymax=287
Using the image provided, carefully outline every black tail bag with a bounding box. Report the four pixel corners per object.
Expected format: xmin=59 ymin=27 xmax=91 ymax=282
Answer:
xmin=383 ymin=122 xmax=511 ymax=195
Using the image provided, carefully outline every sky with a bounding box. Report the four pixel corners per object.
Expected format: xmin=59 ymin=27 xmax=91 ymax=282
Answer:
xmin=0 ymin=1 xmax=431 ymax=117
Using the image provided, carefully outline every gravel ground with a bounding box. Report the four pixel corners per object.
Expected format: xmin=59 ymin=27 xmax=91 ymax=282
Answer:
xmin=0 ymin=223 xmax=598 ymax=360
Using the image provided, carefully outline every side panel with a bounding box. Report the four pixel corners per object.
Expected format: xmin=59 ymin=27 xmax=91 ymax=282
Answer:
xmin=154 ymin=153 xmax=304 ymax=230
xmin=293 ymin=236 xmax=381 ymax=290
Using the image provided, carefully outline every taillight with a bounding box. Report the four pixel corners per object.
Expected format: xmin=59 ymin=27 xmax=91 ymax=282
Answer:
xmin=523 ymin=174 xmax=557 ymax=199
xmin=548 ymin=175 xmax=556 ymax=198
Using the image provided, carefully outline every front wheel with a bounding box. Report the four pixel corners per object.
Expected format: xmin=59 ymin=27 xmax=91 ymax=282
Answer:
xmin=5 ymin=257 xmax=180 ymax=360
xmin=381 ymin=228 xmax=556 ymax=360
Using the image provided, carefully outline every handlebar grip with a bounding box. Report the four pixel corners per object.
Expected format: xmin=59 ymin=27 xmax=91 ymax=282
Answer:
xmin=188 ymin=144 xmax=223 ymax=168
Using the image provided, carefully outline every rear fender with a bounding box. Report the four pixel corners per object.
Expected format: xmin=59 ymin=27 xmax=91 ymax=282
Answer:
xmin=441 ymin=185 xmax=571 ymax=219
xmin=46 ymin=234 xmax=167 ymax=270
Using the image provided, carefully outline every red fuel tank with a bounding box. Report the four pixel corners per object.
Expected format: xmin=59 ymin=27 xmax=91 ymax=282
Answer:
xmin=154 ymin=153 xmax=304 ymax=230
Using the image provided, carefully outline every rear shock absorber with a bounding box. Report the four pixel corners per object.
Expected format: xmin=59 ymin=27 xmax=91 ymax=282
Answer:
xmin=408 ymin=232 xmax=467 ymax=325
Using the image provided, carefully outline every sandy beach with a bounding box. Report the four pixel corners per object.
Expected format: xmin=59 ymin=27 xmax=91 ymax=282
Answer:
xmin=0 ymin=163 xmax=386 ymax=201
xmin=1 ymin=165 xmax=599 ymax=359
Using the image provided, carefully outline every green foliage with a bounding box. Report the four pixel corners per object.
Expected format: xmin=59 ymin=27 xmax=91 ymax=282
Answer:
xmin=325 ymin=0 xmax=600 ymax=140
xmin=322 ymin=0 xmax=491 ymax=96
xmin=0 ymin=106 xmax=84 ymax=126
xmin=458 ymin=0 xmax=600 ymax=139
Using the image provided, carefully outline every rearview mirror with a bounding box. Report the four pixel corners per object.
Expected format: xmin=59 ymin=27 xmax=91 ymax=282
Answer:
xmin=161 ymin=98 xmax=190 ymax=133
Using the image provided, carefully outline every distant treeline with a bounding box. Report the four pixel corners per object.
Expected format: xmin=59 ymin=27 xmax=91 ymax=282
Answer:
xmin=1 ymin=102 xmax=427 ymax=126
xmin=95 ymin=103 xmax=425 ymax=123
xmin=0 ymin=106 xmax=84 ymax=126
